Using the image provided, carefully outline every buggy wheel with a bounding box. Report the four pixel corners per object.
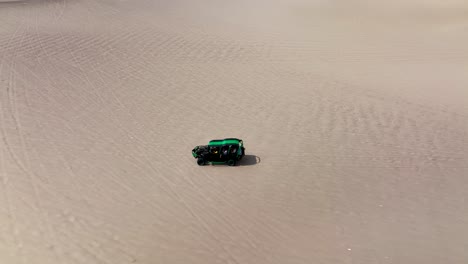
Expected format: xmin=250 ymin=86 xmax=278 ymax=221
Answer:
xmin=197 ymin=158 xmax=205 ymax=166
xmin=227 ymin=159 xmax=236 ymax=166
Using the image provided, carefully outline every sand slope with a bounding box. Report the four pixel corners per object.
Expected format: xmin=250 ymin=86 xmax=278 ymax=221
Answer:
xmin=1 ymin=0 xmax=467 ymax=263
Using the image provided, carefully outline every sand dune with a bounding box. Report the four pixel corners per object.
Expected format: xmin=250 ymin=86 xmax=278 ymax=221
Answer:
xmin=1 ymin=0 xmax=467 ymax=263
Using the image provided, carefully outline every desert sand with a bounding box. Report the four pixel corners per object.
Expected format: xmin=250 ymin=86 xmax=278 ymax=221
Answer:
xmin=1 ymin=0 xmax=467 ymax=263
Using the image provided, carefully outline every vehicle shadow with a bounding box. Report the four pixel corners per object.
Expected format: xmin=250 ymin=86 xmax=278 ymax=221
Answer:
xmin=238 ymin=154 xmax=260 ymax=166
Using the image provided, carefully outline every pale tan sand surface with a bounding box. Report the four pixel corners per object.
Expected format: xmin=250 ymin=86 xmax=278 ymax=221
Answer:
xmin=1 ymin=0 xmax=467 ymax=263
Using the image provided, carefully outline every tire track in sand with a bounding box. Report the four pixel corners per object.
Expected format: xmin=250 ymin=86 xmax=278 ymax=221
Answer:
xmin=0 ymin=18 xmax=29 ymax=264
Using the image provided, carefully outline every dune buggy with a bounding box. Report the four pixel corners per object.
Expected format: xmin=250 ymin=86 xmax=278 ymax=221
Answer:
xmin=192 ymin=138 xmax=245 ymax=166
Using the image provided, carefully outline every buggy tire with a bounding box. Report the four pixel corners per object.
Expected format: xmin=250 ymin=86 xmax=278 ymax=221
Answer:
xmin=197 ymin=158 xmax=205 ymax=166
xmin=227 ymin=159 xmax=236 ymax=166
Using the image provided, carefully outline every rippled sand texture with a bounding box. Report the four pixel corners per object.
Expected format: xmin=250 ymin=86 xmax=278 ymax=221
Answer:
xmin=1 ymin=0 xmax=467 ymax=263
